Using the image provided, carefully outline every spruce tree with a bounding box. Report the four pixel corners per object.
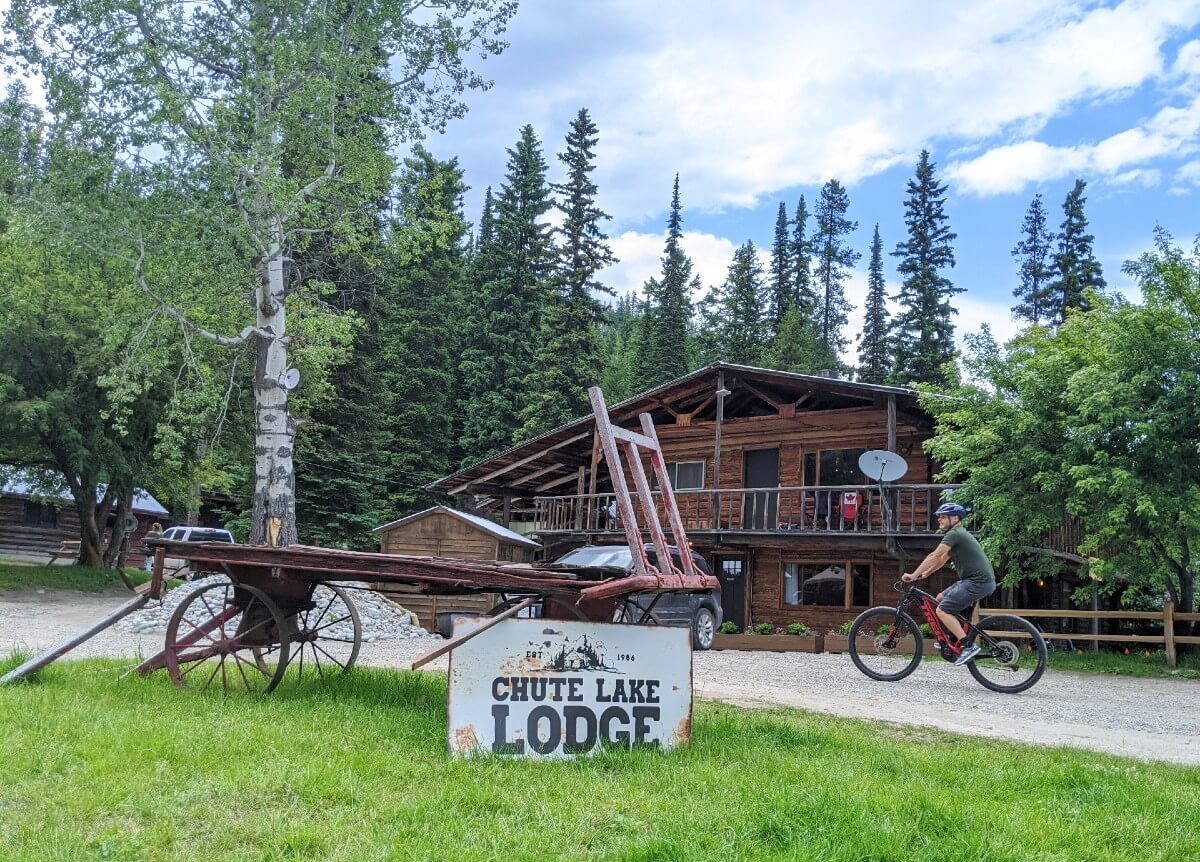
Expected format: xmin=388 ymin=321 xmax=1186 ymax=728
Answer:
xmin=634 ymin=175 xmax=693 ymax=389
xmin=375 ymin=146 xmax=469 ymax=511
xmin=597 ymin=292 xmax=642 ymax=402
xmin=812 ymin=179 xmax=859 ymax=371
xmin=459 ymin=125 xmax=554 ymax=462
xmin=765 ymin=302 xmax=825 ymax=373
xmin=890 ymin=150 xmax=960 ymax=386
xmin=519 ymin=109 xmax=615 ymax=437
xmin=857 ymin=224 xmax=890 ymax=383
xmin=707 ymin=241 xmax=769 ymax=364
xmin=1010 ymin=193 xmax=1056 ymax=327
xmin=1048 ymin=179 xmax=1105 ymax=325
xmin=791 ymin=195 xmax=815 ymax=313
xmin=768 ymin=202 xmax=792 ymax=335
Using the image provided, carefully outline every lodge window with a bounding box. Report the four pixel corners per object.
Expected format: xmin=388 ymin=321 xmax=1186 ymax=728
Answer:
xmin=782 ymin=560 xmax=871 ymax=608
xmin=23 ymin=501 xmax=58 ymax=528
xmin=655 ymin=461 xmax=705 ymax=491
xmin=802 ymin=448 xmax=869 ymax=486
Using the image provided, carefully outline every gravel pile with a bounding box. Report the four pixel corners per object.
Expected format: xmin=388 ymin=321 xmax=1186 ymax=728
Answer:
xmin=116 ymin=574 xmax=440 ymax=642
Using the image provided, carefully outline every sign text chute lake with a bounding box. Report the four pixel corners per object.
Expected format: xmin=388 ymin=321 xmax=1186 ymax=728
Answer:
xmin=448 ymin=618 xmax=691 ymax=758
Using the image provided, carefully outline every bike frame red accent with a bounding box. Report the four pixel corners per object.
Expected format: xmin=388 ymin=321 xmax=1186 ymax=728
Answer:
xmin=916 ymin=593 xmax=962 ymax=654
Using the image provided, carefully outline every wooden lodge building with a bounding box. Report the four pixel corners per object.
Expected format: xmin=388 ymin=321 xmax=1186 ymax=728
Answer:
xmin=428 ymin=363 xmax=974 ymax=634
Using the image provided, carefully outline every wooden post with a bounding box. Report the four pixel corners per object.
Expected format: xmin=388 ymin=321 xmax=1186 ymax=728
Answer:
xmin=1091 ymin=583 xmax=1100 ymax=652
xmin=713 ymin=370 xmax=727 ymax=530
xmin=886 ymin=394 xmax=896 ymax=453
xmin=502 ymin=496 xmax=511 ymax=528
xmin=574 ymin=466 xmax=586 ymax=530
xmin=587 ymin=429 xmax=601 ymax=530
xmin=1164 ymin=600 xmax=1177 ymax=668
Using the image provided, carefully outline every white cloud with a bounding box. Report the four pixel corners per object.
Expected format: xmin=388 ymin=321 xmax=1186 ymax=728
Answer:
xmin=605 ymin=230 xmax=768 ymax=297
xmin=449 ymin=0 xmax=1200 ymax=218
xmin=946 ymin=94 xmax=1200 ymax=194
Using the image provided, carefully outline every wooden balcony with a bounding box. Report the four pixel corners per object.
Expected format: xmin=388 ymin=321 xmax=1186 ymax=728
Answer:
xmin=532 ymin=484 xmax=961 ymax=538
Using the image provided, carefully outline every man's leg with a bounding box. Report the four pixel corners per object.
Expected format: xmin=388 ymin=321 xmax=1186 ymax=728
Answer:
xmin=935 ymin=605 xmax=967 ymax=641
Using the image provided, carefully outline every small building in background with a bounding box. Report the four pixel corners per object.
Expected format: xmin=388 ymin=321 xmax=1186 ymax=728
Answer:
xmin=0 ymin=466 xmax=170 ymax=566
xmin=372 ymin=505 xmax=541 ymax=633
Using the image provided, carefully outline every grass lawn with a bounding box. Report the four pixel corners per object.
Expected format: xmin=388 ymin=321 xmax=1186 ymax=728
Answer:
xmin=0 ymin=561 xmax=151 ymax=593
xmin=1047 ymin=647 xmax=1200 ymax=680
xmin=1 ymin=660 xmax=1196 ymax=861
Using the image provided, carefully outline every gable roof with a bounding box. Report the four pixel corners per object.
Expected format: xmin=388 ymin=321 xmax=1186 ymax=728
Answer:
xmin=426 ymin=361 xmax=928 ymax=498
xmin=372 ymin=505 xmax=541 ymax=549
xmin=1 ymin=466 xmax=170 ymax=517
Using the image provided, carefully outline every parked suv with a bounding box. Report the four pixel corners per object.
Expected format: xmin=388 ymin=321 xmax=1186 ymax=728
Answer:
xmin=547 ymin=544 xmax=723 ymax=650
xmin=157 ymin=525 xmax=235 ymax=578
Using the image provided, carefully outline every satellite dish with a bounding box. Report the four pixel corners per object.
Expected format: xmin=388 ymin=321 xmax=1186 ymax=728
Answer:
xmin=122 ymin=513 xmax=139 ymax=535
xmin=859 ymin=449 xmax=908 ymax=483
xmin=278 ymin=368 xmax=301 ymax=391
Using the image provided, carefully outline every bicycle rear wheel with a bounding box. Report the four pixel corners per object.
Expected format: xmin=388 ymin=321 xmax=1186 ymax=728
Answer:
xmin=967 ymin=614 xmax=1047 ymax=694
xmin=847 ymin=607 xmax=924 ymax=682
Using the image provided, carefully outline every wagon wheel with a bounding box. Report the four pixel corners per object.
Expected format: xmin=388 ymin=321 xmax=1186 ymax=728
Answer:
xmin=286 ymin=584 xmax=362 ymax=680
xmin=164 ymin=582 xmax=290 ymax=695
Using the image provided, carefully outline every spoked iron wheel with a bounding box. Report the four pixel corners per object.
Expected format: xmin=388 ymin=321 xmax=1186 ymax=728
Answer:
xmin=287 ymin=584 xmax=362 ymax=681
xmin=164 ymin=583 xmax=290 ymax=695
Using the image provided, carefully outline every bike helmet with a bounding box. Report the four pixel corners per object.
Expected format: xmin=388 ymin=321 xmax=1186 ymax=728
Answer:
xmin=934 ymin=502 xmax=969 ymax=518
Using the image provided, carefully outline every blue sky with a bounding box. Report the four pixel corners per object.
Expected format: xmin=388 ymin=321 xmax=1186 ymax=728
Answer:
xmin=422 ymin=0 xmax=1200 ymax=357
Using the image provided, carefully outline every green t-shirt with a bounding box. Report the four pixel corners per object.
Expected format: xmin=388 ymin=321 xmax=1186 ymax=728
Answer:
xmin=940 ymin=524 xmax=995 ymax=584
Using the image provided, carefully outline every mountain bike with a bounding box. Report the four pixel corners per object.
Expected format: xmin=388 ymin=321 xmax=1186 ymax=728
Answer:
xmin=847 ymin=581 xmax=1047 ymax=694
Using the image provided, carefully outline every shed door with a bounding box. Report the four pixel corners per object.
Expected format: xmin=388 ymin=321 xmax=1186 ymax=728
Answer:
xmin=714 ymin=555 xmax=747 ymax=629
xmin=743 ymin=448 xmax=779 ymax=529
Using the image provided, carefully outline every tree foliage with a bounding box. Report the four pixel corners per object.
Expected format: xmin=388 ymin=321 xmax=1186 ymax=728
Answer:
xmin=811 ymin=179 xmax=858 ymax=371
xmin=921 ymin=229 xmax=1200 ymax=612
xmin=890 ymin=150 xmax=959 ymax=387
xmin=1011 ymin=193 xmax=1055 ymax=327
xmin=634 ymin=175 xmax=693 ymax=390
xmin=857 ymin=224 xmax=890 ymax=383
xmin=1049 ymin=179 xmax=1105 ymax=325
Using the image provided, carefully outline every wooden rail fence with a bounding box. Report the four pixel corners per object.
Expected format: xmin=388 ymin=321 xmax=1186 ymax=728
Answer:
xmin=971 ymin=603 xmax=1200 ymax=667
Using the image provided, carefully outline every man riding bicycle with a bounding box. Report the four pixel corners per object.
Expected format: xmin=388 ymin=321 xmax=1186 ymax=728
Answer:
xmin=901 ymin=502 xmax=996 ymax=666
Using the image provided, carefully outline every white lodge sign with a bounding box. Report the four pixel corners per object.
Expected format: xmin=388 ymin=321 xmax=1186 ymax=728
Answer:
xmin=447 ymin=618 xmax=692 ymax=758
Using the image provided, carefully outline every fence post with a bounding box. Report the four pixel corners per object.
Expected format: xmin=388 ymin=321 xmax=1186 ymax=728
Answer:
xmin=1163 ymin=600 xmax=1177 ymax=668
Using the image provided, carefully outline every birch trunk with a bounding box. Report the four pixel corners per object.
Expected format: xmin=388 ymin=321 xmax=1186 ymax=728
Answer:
xmin=248 ymin=249 xmax=298 ymax=547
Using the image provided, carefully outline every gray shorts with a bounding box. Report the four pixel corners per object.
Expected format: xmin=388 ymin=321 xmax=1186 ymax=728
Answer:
xmin=938 ymin=579 xmax=996 ymax=614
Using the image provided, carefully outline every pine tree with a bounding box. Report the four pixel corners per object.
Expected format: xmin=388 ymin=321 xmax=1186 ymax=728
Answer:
xmin=707 ymin=241 xmax=768 ymax=364
xmin=890 ymin=150 xmax=960 ymax=386
xmin=791 ymin=195 xmax=815 ymax=313
xmin=1010 ymin=193 xmax=1055 ymax=327
xmin=376 ymin=146 xmax=469 ymax=511
xmin=597 ymin=292 xmax=642 ymax=402
xmin=768 ymin=202 xmax=792 ymax=335
xmin=1048 ymin=179 xmax=1105 ymax=325
xmin=459 ymin=125 xmax=554 ymax=462
xmin=520 ymin=109 xmax=616 ymax=437
xmin=811 ymin=179 xmax=859 ymax=370
xmin=764 ymin=302 xmax=825 ymax=373
xmin=857 ymin=224 xmax=890 ymax=383
xmin=634 ymin=175 xmax=693 ymax=389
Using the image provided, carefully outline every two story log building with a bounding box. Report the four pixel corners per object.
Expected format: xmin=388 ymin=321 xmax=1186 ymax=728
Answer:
xmin=430 ymin=363 xmax=976 ymax=634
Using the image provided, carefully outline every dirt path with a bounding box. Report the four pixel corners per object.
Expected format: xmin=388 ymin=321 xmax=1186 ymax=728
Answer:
xmin=3 ymin=589 xmax=1197 ymax=765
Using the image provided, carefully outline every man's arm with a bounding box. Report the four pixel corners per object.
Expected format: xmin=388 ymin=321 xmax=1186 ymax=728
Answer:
xmin=902 ymin=543 xmax=951 ymax=583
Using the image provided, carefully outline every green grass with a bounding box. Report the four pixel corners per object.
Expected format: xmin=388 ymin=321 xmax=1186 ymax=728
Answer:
xmin=0 ymin=561 xmax=150 ymax=593
xmin=1047 ymin=647 xmax=1200 ymax=680
xmin=1 ymin=661 xmax=1197 ymax=861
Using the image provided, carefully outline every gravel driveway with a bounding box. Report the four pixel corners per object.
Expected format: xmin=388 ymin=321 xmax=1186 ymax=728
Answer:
xmin=3 ymin=588 xmax=1198 ymax=766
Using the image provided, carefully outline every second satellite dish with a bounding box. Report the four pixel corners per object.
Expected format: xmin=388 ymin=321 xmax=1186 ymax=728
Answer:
xmin=858 ymin=449 xmax=908 ymax=483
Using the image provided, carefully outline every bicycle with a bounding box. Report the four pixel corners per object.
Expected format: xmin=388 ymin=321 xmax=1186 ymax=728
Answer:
xmin=847 ymin=581 xmax=1048 ymax=694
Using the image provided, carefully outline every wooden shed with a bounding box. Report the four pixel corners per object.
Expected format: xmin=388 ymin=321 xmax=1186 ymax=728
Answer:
xmin=371 ymin=506 xmax=541 ymax=633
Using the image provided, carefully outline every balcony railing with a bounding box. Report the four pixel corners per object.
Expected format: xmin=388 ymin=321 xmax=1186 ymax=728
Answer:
xmin=533 ymin=484 xmax=961 ymax=537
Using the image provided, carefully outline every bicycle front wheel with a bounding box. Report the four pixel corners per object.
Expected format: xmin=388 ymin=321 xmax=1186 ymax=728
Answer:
xmin=968 ymin=614 xmax=1047 ymax=694
xmin=847 ymin=607 xmax=924 ymax=682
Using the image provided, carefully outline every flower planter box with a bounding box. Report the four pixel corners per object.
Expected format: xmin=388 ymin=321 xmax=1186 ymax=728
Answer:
xmin=824 ymin=634 xmax=938 ymax=655
xmin=713 ymin=633 xmax=823 ymax=653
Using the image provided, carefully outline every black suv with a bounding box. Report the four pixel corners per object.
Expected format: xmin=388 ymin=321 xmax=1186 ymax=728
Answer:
xmin=547 ymin=544 xmax=723 ymax=650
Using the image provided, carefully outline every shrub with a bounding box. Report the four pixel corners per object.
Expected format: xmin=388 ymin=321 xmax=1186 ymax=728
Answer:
xmin=919 ymin=623 xmax=934 ymax=639
xmin=719 ymin=621 xmax=739 ymax=634
xmin=786 ymin=622 xmax=813 ymax=636
xmin=752 ymin=621 xmax=774 ymax=635
xmin=839 ymin=620 xmax=854 ymax=636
